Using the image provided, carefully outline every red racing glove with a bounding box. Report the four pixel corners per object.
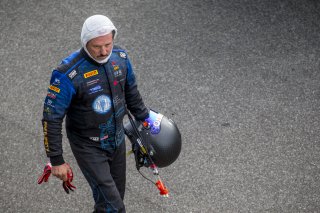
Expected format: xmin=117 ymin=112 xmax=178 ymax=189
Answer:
xmin=37 ymin=162 xmax=76 ymax=194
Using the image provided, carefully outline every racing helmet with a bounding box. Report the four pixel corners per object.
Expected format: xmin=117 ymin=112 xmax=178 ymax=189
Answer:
xmin=124 ymin=109 xmax=182 ymax=168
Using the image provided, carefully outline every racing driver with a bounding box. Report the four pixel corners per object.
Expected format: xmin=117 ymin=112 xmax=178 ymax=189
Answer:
xmin=41 ymin=14 xmax=149 ymax=212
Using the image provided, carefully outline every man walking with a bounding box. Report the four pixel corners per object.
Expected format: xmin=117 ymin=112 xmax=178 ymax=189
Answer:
xmin=42 ymin=15 xmax=149 ymax=212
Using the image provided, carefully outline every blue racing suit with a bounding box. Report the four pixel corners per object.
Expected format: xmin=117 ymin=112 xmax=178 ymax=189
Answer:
xmin=42 ymin=45 xmax=148 ymax=212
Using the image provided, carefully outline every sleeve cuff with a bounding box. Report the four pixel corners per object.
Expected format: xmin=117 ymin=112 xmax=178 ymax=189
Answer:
xmin=50 ymin=155 xmax=65 ymax=166
xmin=137 ymin=108 xmax=149 ymax=121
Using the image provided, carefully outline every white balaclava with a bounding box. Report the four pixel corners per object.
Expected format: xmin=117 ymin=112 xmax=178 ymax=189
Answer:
xmin=81 ymin=15 xmax=117 ymax=64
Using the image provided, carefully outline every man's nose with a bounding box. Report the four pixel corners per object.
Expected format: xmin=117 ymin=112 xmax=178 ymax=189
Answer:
xmin=101 ymin=47 xmax=108 ymax=56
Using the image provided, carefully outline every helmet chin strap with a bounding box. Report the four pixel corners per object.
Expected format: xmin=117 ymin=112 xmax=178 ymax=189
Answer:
xmin=125 ymin=109 xmax=169 ymax=197
xmin=84 ymin=45 xmax=113 ymax=64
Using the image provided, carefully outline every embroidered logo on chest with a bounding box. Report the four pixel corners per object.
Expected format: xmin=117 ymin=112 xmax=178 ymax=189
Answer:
xmin=86 ymin=78 xmax=101 ymax=87
xmin=92 ymin=95 xmax=111 ymax=114
xmin=111 ymin=62 xmax=123 ymax=78
xmin=88 ymin=85 xmax=103 ymax=95
xmin=84 ymin=70 xmax=99 ymax=78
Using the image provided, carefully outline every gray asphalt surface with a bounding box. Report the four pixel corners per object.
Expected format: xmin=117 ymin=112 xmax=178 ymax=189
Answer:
xmin=1 ymin=0 xmax=320 ymax=212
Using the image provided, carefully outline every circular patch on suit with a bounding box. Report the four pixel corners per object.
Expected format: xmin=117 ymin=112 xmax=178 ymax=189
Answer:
xmin=92 ymin=95 xmax=111 ymax=114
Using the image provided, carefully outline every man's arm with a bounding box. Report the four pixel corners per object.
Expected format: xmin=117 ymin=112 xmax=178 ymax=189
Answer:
xmin=124 ymin=57 xmax=149 ymax=121
xmin=42 ymin=70 xmax=75 ymax=166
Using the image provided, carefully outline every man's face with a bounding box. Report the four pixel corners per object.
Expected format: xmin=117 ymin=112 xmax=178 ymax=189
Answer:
xmin=86 ymin=33 xmax=113 ymax=61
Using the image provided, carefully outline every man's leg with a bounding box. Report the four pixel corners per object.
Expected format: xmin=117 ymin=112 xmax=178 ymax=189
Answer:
xmin=110 ymin=140 xmax=126 ymax=200
xmin=69 ymin=136 xmax=125 ymax=213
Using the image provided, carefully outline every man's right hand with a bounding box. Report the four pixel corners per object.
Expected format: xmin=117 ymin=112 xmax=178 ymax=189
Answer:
xmin=51 ymin=163 xmax=71 ymax=182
